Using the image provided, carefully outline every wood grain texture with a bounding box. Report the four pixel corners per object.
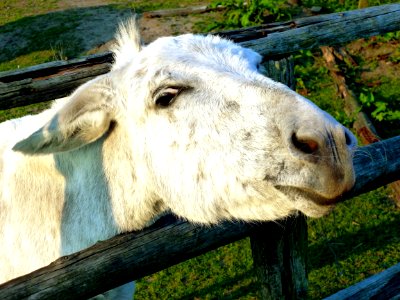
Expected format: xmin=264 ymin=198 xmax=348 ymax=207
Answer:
xmin=241 ymin=4 xmax=400 ymax=57
xmin=249 ymin=57 xmax=308 ymax=300
xmin=348 ymin=135 xmax=400 ymax=199
xmin=324 ymin=263 xmax=400 ymax=300
xmin=0 ymin=53 xmax=113 ymax=110
xmin=1 ymin=4 xmax=399 ymax=109
xmin=250 ymin=216 xmax=308 ymax=300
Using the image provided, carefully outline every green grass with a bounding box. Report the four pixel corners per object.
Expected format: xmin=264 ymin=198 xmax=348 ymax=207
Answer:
xmin=0 ymin=9 xmax=87 ymax=70
xmin=0 ymin=0 xmax=58 ymax=26
xmin=136 ymin=239 xmax=257 ymax=299
xmin=0 ymin=50 xmax=56 ymax=72
xmin=0 ymin=13 xmax=82 ymax=70
xmin=293 ymin=50 xmax=350 ymax=123
xmin=307 ymin=188 xmax=400 ymax=298
xmin=1 ymin=1 xmax=400 ymax=299
xmin=0 ymin=101 xmax=51 ymax=123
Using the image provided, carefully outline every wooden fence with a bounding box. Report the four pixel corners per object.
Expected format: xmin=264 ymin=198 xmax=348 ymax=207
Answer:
xmin=0 ymin=3 xmax=400 ymax=299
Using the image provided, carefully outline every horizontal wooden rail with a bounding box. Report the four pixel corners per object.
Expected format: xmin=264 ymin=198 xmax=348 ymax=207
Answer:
xmin=0 ymin=53 xmax=113 ymax=110
xmin=325 ymin=263 xmax=400 ymax=300
xmin=0 ymin=4 xmax=399 ymax=110
xmin=345 ymin=136 xmax=400 ymax=199
xmin=240 ymin=3 xmax=400 ymax=57
xmin=1 ymin=135 xmax=400 ymax=299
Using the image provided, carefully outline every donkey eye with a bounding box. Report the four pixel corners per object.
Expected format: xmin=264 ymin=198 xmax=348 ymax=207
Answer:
xmin=155 ymin=87 xmax=180 ymax=107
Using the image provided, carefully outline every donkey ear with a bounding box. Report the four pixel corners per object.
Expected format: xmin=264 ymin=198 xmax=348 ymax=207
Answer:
xmin=111 ymin=17 xmax=142 ymax=71
xmin=13 ymin=76 xmax=115 ymax=154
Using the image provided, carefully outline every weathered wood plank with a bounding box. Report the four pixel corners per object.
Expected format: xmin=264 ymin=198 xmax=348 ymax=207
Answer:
xmin=250 ymin=57 xmax=308 ymax=300
xmin=0 ymin=52 xmax=113 ymax=83
xmin=241 ymin=3 xmax=400 ymax=57
xmin=0 ymin=54 xmax=113 ymax=109
xmin=250 ymin=215 xmax=308 ymax=300
xmin=347 ymin=135 xmax=400 ymax=199
xmin=324 ymin=263 xmax=400 ymax=300
xmin=1 ymin=136 xmax=400 ymax=299
xmin=1 ymin=4 xmax=399 ymax=110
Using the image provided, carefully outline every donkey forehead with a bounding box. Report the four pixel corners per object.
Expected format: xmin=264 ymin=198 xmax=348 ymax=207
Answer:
xmin=141 ymin=34 xmax=262 ymax=73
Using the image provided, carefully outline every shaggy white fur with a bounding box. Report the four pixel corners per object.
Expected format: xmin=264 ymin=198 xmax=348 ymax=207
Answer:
xmin=0 ymin=19 xmax=356 ymax=299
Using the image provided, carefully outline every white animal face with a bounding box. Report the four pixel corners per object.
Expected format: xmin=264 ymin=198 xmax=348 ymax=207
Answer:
xmin=13 ymin=20 xmax=356 ymax=225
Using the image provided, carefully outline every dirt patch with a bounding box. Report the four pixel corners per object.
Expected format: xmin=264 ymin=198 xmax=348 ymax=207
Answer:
xmin=57 ymin=0 xmax=117 ymax=9
xmin=90 ymin=10 xmax=223 ymax=54
xmin=139 ymin=11 xmax=222 ymax=43
xmin=53 ymin=0 xmax=217 ymax=45
xmin=347 ymin=38 xmax=400 ymax=85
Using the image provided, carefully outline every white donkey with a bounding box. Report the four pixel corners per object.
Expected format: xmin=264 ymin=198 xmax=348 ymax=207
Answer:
xmin=0 ymin=19 xmax=356 ymax=299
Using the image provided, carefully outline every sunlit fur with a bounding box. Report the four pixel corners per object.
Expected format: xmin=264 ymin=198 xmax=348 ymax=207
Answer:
xmin=0 ymin=19 xmax=356 ymax=298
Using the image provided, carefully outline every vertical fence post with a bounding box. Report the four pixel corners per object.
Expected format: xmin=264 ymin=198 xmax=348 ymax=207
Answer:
xmin=250 ymin=57 xmax=308 ymax=299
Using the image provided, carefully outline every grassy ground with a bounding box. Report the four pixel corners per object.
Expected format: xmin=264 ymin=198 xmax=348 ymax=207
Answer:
xmin=1 ymin=1 xmax=399 ymax=299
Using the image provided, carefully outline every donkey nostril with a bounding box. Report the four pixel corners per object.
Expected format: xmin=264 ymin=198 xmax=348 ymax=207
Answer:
xmin=345 ymin=130 xmax=353 ymax=146
xmin=291 ymin=133 xmax=319 ymax=154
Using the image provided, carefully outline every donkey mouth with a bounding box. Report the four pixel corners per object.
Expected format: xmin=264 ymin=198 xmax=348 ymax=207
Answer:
xmin=275 ymin=185 xmax=346 ymax=206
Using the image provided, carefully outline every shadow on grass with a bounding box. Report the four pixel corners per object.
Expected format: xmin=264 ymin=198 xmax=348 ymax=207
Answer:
xmin=177 ymin=270 xmax=258 ymax=300
xmin=0 ymin=5 xmax=134 ymax=68
xmin=308 ymin=217 xmax=400 ymax=270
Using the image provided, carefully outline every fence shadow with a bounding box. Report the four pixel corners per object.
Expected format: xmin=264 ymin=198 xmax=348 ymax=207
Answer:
xmin=309 ymin=217 xmax=400 ymax=270
xmin=179 ymin=270 xmax=259 ymax=300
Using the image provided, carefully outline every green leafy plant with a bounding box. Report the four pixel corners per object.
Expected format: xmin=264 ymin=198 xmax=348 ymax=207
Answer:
xmin=209 ymin=0 xmax=291 ymax=30
xmin=359 ymin=91 xmax=375 ymax=107
xmin=359 ymin=91 xmax=400 ymax=122
xmin=380 ymin=30 xmax=400 ymax=43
